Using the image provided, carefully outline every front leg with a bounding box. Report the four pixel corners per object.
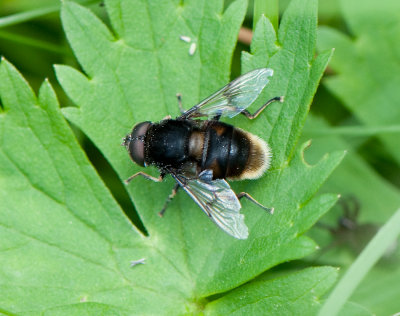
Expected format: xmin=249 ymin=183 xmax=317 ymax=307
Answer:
xmin=159 ymin=183 xmax=180 ymax=217
xmin=125 ymin=171 xmax=165 ymax=184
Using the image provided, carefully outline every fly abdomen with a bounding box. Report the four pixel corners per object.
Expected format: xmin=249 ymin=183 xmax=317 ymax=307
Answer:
xmin=228 ymin=127 xmax=272 ymax=180
xmin=201 ymin=122 xmax=234 ymax=179
xmin=188 ymin=130 xmax=204 ymax=161
xmin=226 ymin=128 xmax=251 ymax=179
xmin=200 ymin=121 xmax=272 ymax=180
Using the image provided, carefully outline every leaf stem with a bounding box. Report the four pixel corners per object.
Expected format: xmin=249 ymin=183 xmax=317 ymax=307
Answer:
xmin=253 ymin=0 xmax=279 ymax=32
xmin=0 ymin=5 xmax=59 ymax=28
xmin=0 ymin=0 xmax=98 ymax=28
xmin=304 ymin=125 xmax=400 ymax=137
xmin=319 ymin=207 xmax=400 ymax=316
xmin=0 ymin=30 xmax=70 ymax=55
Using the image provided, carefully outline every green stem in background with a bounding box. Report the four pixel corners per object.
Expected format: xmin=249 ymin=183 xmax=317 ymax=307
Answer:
xmin=253 ymin=0 xmax=279 ymax=32
xmin=0 ymin=0 xmax=98 ymax=28
xmin=0 ymin=5 xmax=58 ymax=28
xmin=304 ymin=125 xmax=400 ymax=137
xmin=319 ymin=207 xmax=400 ymax=316
xmin=0 ymin=30 xmax=70 ymax=55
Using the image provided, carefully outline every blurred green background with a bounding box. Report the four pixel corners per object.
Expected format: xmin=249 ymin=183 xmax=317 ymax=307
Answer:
xmin=1 ymin=0 xmax=399 ymax=314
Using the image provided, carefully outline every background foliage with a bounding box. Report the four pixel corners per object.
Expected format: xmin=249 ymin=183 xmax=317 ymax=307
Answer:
xmin=0 ymin=0 xmax=399 ymax=315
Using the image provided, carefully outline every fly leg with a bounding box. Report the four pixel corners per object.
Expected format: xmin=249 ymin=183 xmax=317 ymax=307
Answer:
xmin=240 ymin=96 xmax=284 ymax=119
xmin=160 ymin=115 xmax=172 ymax=121
xmin=237 ymin=192 xmax=274 ymax=214
xmin=124 ymin=172 xmax=165 ymax=184
xmin=159 ymin=183 xmax=180 ymax=217
xmin=176 ymin=93 xmax=185 ymax=114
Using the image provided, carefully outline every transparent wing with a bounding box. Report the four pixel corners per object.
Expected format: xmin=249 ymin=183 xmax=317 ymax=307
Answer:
xmin=181 ymin=68 xmax=274 ymax=120
xmin=172 ymin=170 xmax=248 ymax=239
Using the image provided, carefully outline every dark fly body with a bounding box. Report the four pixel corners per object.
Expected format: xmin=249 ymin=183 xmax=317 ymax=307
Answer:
xmin=123 ymin=68 xmax=283 ymax=239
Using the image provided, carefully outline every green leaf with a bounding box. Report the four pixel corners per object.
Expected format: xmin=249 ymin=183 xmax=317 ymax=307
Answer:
xmin=317 ymin=0 xmax=400 ymax=165
xmin=320 ymin=208 xmax=400 ymax=316
xmin=1 ymin=0 xmax=344 ymax=313
xmin=303 ymin=115 xmax=400 ymax=224
xmin=302 ymin=115 xmax=400 ymax=315
xmin=315 ymin=2 xmax=400 ymax=312
xmin=253 ymin=0 xmax=279 ymax=32
xmin=0 ymin=59 xmax=161 ymax=314
xmin=57 ymin=0 xmax=343 ymax=293
xmin=205 ymin=267 xmax=337 ymax=315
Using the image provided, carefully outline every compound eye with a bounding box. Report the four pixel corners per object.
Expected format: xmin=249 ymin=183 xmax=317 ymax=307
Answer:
xmin=125 ymin=121 xmax=151 ymax=167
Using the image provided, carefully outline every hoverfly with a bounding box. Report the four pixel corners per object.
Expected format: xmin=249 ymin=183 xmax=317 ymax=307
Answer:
xmin=123 ymin=68 xmax=283 ymax=239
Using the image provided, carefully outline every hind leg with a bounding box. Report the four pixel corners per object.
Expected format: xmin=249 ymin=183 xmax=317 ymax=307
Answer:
xmin=237 ymin=192 xmax=274 ymax=214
